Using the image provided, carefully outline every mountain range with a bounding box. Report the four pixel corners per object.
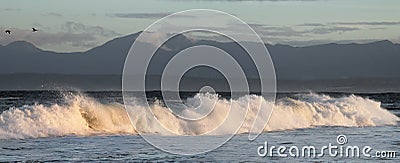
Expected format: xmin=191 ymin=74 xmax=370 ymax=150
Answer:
xmin=0 ymin=32 xmax=399 ymax=92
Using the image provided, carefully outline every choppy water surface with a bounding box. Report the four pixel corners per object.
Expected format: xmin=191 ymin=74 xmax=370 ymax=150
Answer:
xmin=0 ymin=91 xmax=399 ymax=162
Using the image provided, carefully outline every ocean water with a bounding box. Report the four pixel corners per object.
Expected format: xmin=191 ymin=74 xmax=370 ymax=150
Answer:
xmin=0 ymin=91 xmax=399 ymax=162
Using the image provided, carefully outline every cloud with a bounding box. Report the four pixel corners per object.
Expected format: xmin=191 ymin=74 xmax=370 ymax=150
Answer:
xmin=297 ymin=23 xmax=325 ymax=27
xmin=32 ymin=23 xmax=52 ymax=31
xmin=43 ymin=12 xmax=63 ymax=17
xmin=28 ymin=32 xmax=98 ymax=48
xmin=392 ymin=37 xmax=400 ymax=44
xmin=368 ymin=27 xmax=385 ymax=30
xmin=2 ymin=8 xmax=21 ymax=12
xmin=62 ymin=21 xmax=120 ymax=37
xmin=0 ymin=22 xmax=120 ymax=50
xmin=303 ymin=26 xmax=360 ymax=34
xmin=0 ymin=28 xmax=96 ymax=48
xmin=260 ymin=26 xmax=306 ymax=37
xmin=332 ymin=21 xmax=400 ymax=26
xmin=279 ymin=39 xmax=382 ymax=47
xmin=169 ymin=0 xmax=320 ymax=1
xmin=297 ymin=21 xmax=400 ymax=32
xmin=248 ymin=24 xmax=306 ymax=37
xmin=249 ymin=23 xmax=359 ymax=37
xmin=110 ymin=12 xmax=195 ymax=19
xmin=298 ymin=21 xmax=400 ymax=31
xmin=112 ymin=13 xmax=171 ymax=19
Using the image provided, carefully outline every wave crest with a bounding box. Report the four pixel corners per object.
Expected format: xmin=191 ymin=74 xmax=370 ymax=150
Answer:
xmin=0 ymin=93 xmax=398 ymax=139
xmin=0 ymin=94 xmax=135 ymax=139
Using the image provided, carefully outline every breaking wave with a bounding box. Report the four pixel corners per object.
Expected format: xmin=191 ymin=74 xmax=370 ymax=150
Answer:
xmin=0 ymin=93 xmax=398 ymax=139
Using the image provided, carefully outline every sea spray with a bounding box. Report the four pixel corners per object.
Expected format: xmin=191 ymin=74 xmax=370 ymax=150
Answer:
xmin=0 ymin=94 xmax=136 ymax=139
xmin=0 ymin=93 xmax=398 ymax=139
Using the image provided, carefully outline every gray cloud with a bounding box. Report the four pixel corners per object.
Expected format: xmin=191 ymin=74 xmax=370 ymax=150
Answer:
xmin=110 ymin=12 xmax=196 ymax=19
xmin=244 ymin=22 xmax=397 ymax=46
xmin=28 ymin=32 xmax=98 ymax=48
xmin=304 ymin=26 xmax=360 ymax=34
xmin=297 ymin=21 xmax=400 ymax=32
xmin=0 ymin=22 xmax=120 ymax=50
xmin=62 ymin=21 xmax=120 ymax=37
xmin=279 ymin=39 xmax=382 ymax=47
xmin=332 ymin=21 xmax=400 ymax=26
xmin=249 ymin=23 xmax=360 ymax=37
xmin=32 ymin=23 xmax=52 ymax=31
xmin=170 ymin=0 xmax=320 ymax=1
xmin=297 ymin=23 xmax=325 ymax=27
xmin=0 ymin=28 xmax=96 ymax=48
xmin=368 ymin=27 xmax=385 ymax=30
xmin=393 ymin=37 xmax=400 ymax=44
xmin=247 ymin=24 xmax=305 ymax=37
xmin=2 ymin=8 xmax=21 ymax=12
xmin=259 ymin=26 xmax=306 ymax=37
xmin=43 ymin=12 xmax=63 ymax=17
xmin=112 ymin=13 xmax=171 ymax=19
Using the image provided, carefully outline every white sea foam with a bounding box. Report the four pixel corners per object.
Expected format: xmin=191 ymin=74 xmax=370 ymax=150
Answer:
xmin=0 ymin=93 xmax=398 ymax=139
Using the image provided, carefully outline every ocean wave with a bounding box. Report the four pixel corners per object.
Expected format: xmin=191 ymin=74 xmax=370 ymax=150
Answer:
xmin=0 ymin=93 xmax=398 ymax=139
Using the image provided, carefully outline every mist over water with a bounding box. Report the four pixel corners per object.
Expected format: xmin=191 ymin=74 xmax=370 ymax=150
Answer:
xmin=0 ymin=92 xmax=398 ymax=139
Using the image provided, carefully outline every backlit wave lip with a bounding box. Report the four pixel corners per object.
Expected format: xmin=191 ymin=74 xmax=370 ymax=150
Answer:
xmin=0 ymin=93 xmax=398 ymax=139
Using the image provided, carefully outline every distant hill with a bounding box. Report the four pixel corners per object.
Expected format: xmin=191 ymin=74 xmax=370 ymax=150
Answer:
xmin=1 ymin=32 xmax=399 ymax=92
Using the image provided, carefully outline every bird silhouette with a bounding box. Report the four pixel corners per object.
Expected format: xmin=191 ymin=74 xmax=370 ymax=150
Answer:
xmin=5 ymin=30 xmax=11 ymax=34
xmin=32 ymin=28 xmax=38 ymax=32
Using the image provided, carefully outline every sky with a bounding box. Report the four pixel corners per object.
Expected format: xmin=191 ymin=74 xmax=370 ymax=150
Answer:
xmin=1 ymin=0 xmax=399 ymax=52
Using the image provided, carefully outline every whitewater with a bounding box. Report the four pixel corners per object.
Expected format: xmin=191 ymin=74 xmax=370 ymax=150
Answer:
xmin=0 ymin=93 xmax=398 ymax=139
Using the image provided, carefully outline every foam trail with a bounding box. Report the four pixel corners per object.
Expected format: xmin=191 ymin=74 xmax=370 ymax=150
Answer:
xmin=0 ymin=93 xmax=398 ymax=139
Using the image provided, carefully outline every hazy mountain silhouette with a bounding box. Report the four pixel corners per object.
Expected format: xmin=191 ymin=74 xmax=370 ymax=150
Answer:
xmin=0 ymin=32 xmax=399 ymax=92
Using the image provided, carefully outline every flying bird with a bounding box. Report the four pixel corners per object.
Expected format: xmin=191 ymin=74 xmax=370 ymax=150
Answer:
xmin=32 ymin=28 xmax=38 ymax=32
xmin=5 ymin=30 xmax=11 ymax=34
